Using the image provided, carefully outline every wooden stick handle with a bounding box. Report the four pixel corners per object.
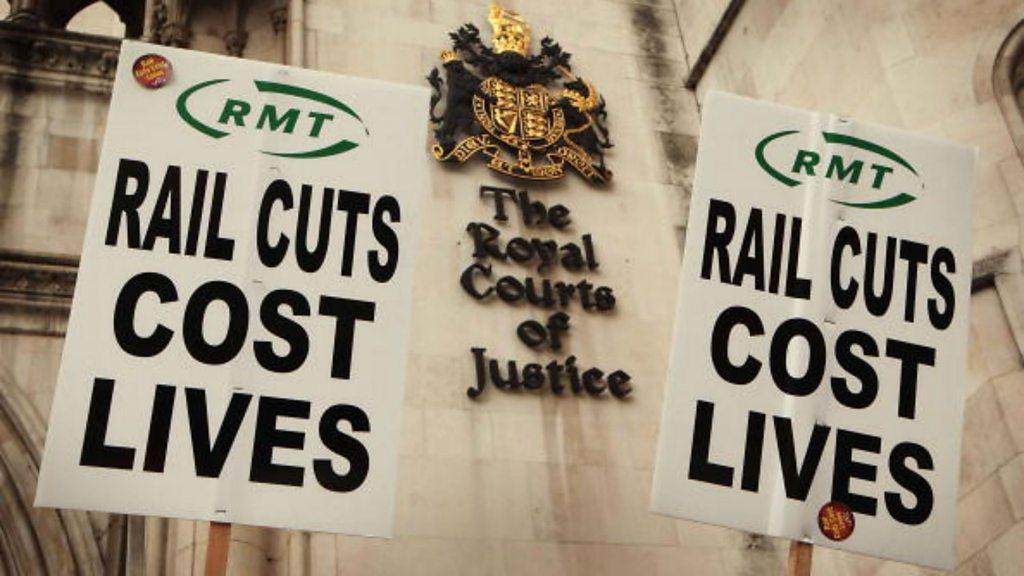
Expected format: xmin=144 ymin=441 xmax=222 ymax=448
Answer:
xmin=204 ymin=522 xmax=232 ymax=576
xmin=787 ymin=540 xmax=813 ymax=576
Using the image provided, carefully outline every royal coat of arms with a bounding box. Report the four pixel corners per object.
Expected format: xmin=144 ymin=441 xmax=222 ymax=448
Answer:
xmin=427 ymin=4 xmax=613 ymax=183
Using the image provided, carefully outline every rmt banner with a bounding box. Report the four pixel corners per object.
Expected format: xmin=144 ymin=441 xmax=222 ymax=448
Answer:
xmin=35 ymin=41 xmax=430 ymax=537
xmin=651 ymin=92 xmax=975 ymax=570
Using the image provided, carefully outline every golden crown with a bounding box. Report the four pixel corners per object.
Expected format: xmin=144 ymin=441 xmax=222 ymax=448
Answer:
xmin=488 ymin=3 xmax=531 ymax=55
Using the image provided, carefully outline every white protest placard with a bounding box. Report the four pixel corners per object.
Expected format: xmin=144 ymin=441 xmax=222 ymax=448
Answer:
xmin=35 ymin=41 xmax=430 ymax=537
xmin=651 ymin=92 xmax=975 ymax=570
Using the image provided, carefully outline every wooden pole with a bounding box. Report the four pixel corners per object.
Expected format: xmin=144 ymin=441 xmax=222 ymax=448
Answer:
xmin=787 ymin=540 xmax=813 ymax=576
xmin=204 ymin=522 xmax=232 ymax=576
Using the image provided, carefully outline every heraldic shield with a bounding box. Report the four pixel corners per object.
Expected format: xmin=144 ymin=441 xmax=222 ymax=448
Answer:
xmin=427 ymin=3 xmax=613 ymax=184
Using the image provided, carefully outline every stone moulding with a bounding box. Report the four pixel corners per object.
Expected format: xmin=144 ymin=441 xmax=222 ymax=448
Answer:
xmin=0 ymin=22 xmax=120 ymax=93
xmin=0 ymin=249 xmax=78 ymax=337
xmin=0 ymin=367 xmax=105 ymax=575
xmin=994 ymin=18 xmax=1024 ymax=157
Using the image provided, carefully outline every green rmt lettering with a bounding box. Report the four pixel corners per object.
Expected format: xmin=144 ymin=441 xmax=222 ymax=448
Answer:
xmin=218 ymin=99 xmax=250 ymax=126
xmin=791 ymin=149 xmax=895 ymax=189
xmin=307 ymin=111 xmax=334 ymax=137
xmin=825 ymin=156 xmax=862 ymax=184
xmin=257 ymin=105 xmax=300 ymax=134
xmin=216 ymin=99 xmax=334 ymax=137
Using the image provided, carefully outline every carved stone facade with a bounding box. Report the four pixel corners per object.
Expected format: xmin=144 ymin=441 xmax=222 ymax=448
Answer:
xmin=6 ymin=0 xmax=143 ymax=37
xmin=0 ymin=15 xmax=120 ymax=576
xmin=0 ymin=2 xmax=290 ymax=572
xmin=0 ymin=250 xmax=76 ymax=336
xmin=149 ymin=0 xmax=190 ymax=46
xmin=0 ymin=24 xmax=119 ymax=91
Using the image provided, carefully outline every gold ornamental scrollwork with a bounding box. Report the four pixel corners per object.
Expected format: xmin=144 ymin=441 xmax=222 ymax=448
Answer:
xmin=426 ymin=3 xmax=613 ymax=184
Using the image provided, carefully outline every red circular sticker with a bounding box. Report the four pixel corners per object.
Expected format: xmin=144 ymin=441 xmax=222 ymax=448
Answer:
xmin=818 ymin=501 xmax=855 ymax=541
xmin=133 ymin=54 xmax=172 ymax=89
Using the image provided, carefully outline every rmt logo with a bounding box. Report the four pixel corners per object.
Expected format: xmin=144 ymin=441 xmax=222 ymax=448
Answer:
xmin=755 ymin=129 xmax=922 ymax=210
xmin=175 ymin=79 xmax=368 ymax=159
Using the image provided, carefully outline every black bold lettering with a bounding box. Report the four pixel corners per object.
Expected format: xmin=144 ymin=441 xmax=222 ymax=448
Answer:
xmin=495 ymin=276 xmax=524 ymax=302
xmin=831 ymin=330 xmax=879 ymax=409
xmin=701 ymin=199 xmax=735 ymax=283
xmin=832 ymin=429 xmax=880 ymax=515
xmin=257 ymin=179 xmax=293 ymax=268
xmin=886 ymin=339 xmax=936 ymax=420
xmin=142 ymin=165 xmax=182 ymax=253
xmin=864 ymin=233 xmax=896 ymax=316
xmin=928 ymin=247 xmax=956 ymax=330
xmin=733 ymin=208 xmax=765 ymax=290
xmin=785 ymin=217 xmax=812 ymax=299
xmin=710 ymin=306 xmax=764 ymax=385
xmin=770 ymin=318 xmax=825 ymax=397
xmin=314 ymin=404 xmax=370 ymax=492
xmin=204 ymin=172 xmax=235 ymax=260
xmin=773 ymin=417 xmax=829 ymax=501
xmin=142 ymin=384 xmax=176 ymax=473
xmin=182 ymin=281 xmax=248 ymax=365
xmin=184 ymin=170 xmax=208 ymax=256
xmin=466 ymin=222 xmax=505 ymax=260
xmin=523 ymin=364 xmax=545 ymax=390
xmin=80 ymin=378 xmax=135 ymax=470
xmin=490 ymin=358 xmax=520 ymax=390
xmin=608 ymin=370 xmax=632 ymax=398
xmin=516 ymin=320 xmax=547 ymax=348
xmin=114 ymin=272 xmax=177 ymax=357
xmin=582 ymin=367 xmax=605 ymax=395
xmin=250 ymin=396 xmax=309 ymax=487
xmin=337 ymin=190 xmax=370 ymax=277
xmin=549 ymin=204 xmax=571 ymax=229
xmin=105 ymin=159 xmax=149 ymax=248
xmin=885 ymin=442 xmax=934 ymax=525
xmin=899 ymin=240 xmax=928 ymax=323
xmin=688 ymin=400 xmax=734 ymax=487
xmin=479 ymin=186 xmax=515 ymax=221
xmin=369 ymin=195 xmax=401 ymax=282
xmin=506 ymin=237 xmax=534 ymax=263
xmin=296 ymin=185 xmax=334 ymax=273
xmin=831 ymin=226 xmax=860 ymax=309
xmin=318 ymin=296 xmax=376 ymax=380
xmin=516 ymin=189 xmax=547 ymax=226
xmin=459 ymin=263 xmax=494 ymax=300
xmin=254 ymin=289 xmax=310 ymax=373
xmin=768 ymin=214 xmax=786 ymax=294
xmin=741 ymin=411 xmax=766 ymax=492
xmin=468 ymin=347 xmax=488 ymax=399
xmin=185 ymin=388 xmax=251 ymax=478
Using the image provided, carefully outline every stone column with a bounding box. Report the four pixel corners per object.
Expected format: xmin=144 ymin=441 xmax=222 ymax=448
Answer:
xmin=223 ymin=0 xmax=248 ymax=57
xmin=151 ymin=0 xmax=192 ymax=47
xmin=287 ymin=0 xmax=303 ymax=66
xmin=270 ymin=1 xmax=288 ymax=64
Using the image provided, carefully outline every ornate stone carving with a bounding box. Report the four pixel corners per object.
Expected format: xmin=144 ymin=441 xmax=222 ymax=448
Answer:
xmin=0 ymin=250 xmax=77 ymax=337
xmin=157 ymin=21 xmax=190 ymax=46
xmin=5 ymin=9 xmax=41 ymax=27
xmin=150 ymin=0 xmax=192 ymax=47
xmin=0 ymin=22 xmax=120 ymax=91
xmin=270 ymin=6 xmax=288 ymax=34
xmin=4 ymin=0 xmax=43 ymax=27
xmin=224 ymin=29 xmax=248 ymax=56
